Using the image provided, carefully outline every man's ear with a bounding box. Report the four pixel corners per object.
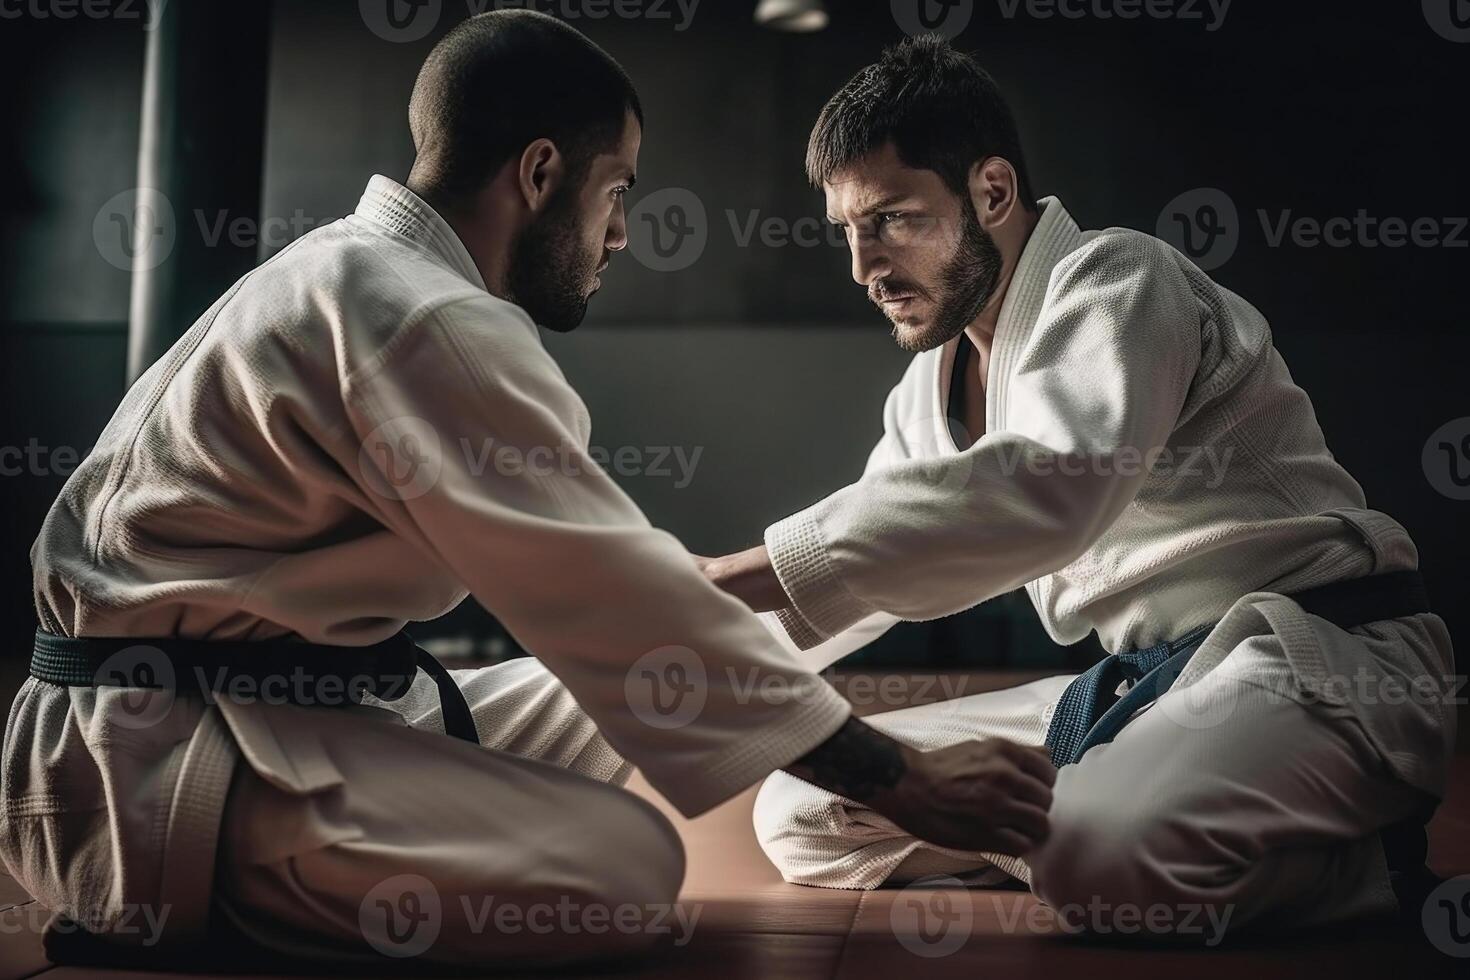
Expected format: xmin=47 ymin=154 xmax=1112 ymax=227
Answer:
xmin=968 ymin=156 xmax=1019 ymax=230
xmin=517 ymin=138 xmax=567 ymax=213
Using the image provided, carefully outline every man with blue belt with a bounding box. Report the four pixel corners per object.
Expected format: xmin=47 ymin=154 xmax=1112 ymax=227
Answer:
xmin=703 ymin=36 xmax=1456 ymax=937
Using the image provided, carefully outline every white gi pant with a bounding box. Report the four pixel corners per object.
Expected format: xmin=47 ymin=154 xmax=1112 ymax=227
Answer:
xmin=1 ymin=658 xmax=682 ymax=969
xmin=754 ymin=608 xmax=1452 ymax=940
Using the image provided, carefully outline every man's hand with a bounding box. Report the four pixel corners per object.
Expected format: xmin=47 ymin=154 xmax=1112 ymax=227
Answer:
xmin=873 ymin=738 xmax=1055 ymax=854
xmin=783 ymin=717 xmax=1055 ymax=855
xmin=696 ymin=544 xmax=790 ymax=613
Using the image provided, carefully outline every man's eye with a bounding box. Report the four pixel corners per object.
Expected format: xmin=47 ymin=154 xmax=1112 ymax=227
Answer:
xmin=612 ymin=186 xmax=630 ymax=198
xmin=877 ymin=212 xmax=905 ymax=226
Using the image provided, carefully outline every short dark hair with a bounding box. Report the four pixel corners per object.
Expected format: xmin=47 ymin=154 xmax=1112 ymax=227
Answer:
xmin=409 ymin=10 xmax=642 ymax=204
xmin=806 ymin=35 xmax=1036 ymax=211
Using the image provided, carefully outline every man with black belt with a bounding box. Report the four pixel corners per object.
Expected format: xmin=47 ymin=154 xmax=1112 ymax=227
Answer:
xmin=702 ymin=37 xmax=1456 ymax=937
xmin=0 ymin=14 xmax=1058 ymax=970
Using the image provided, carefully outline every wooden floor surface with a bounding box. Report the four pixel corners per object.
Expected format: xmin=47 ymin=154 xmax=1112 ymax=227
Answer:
xmin=2 ymin=670 xmax=1467 ymax=979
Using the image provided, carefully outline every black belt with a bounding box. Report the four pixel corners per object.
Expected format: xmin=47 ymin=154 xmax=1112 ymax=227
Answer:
xmin=29 ymin=627 xmax=480 ymax=743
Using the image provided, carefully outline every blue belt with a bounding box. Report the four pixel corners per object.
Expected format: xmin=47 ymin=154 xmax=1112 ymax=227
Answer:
xmin=1043 ymin=569 xmax=1432 ymax=767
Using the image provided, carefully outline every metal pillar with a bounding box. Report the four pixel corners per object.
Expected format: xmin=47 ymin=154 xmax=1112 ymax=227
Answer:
xmin=127 ymin=0 xmax=272 ymax=384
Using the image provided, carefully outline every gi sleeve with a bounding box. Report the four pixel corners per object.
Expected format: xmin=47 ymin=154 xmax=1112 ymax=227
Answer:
xmin=343 ymin=295 xmax=851 ymax=817
xmin=761 ymin=380 xmax=916 ymax=657
xmin=764 ymin=232 xmax=1203 ymax=649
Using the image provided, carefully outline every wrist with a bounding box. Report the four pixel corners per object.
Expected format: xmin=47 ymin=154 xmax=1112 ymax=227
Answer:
xmin=866 ymin=741 xmax=927 ymax=817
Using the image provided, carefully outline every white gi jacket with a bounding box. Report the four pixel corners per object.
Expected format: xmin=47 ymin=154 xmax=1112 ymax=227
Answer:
xmin=11 ymin=176 xmax=852 ymax=934
xmin=762 ymin=197 xmax=1455 ymax=799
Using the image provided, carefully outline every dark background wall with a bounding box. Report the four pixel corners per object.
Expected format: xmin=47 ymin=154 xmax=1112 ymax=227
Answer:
xmin=2 ymin=2 xmax=1466 ymax=707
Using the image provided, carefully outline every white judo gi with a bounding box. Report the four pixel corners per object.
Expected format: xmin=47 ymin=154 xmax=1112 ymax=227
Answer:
xmin=751 ymin=197 xmax=1457 ymax=934
xmin=0 ymin=176 xmax=854 ymax=966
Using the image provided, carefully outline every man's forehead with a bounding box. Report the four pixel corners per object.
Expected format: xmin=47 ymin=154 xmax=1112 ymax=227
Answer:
xmin=824 ymin=158 xmax=934 ymax=216
xmin=591 ymin=112 xmax=640 ymax=179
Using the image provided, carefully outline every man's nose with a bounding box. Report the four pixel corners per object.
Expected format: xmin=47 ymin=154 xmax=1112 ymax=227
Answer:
xmin=606 ymin=198 xmax=628 ymax=251
xmin=850 ymin=234 xmax=891 ymax=287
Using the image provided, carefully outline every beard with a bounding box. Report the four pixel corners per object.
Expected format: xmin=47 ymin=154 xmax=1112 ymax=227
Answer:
xmin=506 ymin=185 xmax=603 ymax=333
xmin=876 ymin=200 xmax=1004 ymax=354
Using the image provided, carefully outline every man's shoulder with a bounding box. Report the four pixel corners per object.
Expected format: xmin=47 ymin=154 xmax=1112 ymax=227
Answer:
xmin=265 ymin=218 xmax=535 ymax=336
xmin=1057 ymin=225 xmax=1191 ymax=285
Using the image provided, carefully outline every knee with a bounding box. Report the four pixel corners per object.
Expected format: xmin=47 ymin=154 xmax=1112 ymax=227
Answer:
xmin=751 ymin=771 xmax=880 ymax=889
xmin=430 ymin=790 xmax=687 ymax=964
xmin=1027 ymin=777 xmax=1239 ymax=942
xmin=581 ymin=787 xmax=686 ymax=913
xmin=535 ymin=791 xmax=687 ymax=961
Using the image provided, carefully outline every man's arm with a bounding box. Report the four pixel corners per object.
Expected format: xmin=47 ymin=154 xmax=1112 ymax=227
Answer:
xmin=717 ymin=235 xmax=1203 ymax=649
xmin=786 ymin=716 xmax=1055 ymax=853
xmin=348 ymin=295 xmax=1051 ymax=844
xmin=695 ymin=545 xmax=785 ymax=612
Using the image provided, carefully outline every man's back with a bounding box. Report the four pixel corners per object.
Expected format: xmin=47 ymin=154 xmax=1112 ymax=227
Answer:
xmin=33 ymin=178 xmax=525 ymax=643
